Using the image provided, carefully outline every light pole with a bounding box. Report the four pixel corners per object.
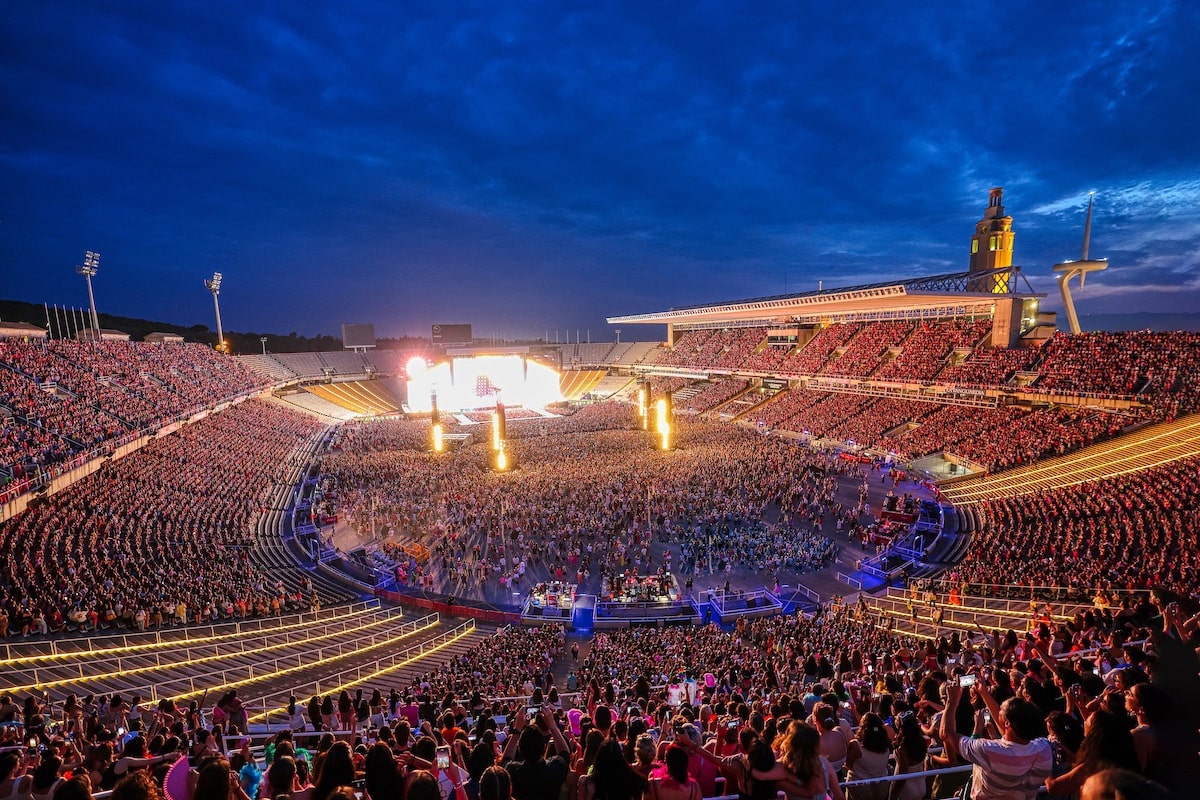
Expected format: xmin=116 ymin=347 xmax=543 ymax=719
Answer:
xmin=204 ymin=272 xmax=225 ymax=351
xmin=260 ymin=336 xmax=267 ymax=355
xmin=76 ymin=251 xmax=101 ymax=340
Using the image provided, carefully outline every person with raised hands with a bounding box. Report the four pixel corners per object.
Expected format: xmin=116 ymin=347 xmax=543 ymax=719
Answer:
xmin=940 ymin=678 xmax=1052 ymax=800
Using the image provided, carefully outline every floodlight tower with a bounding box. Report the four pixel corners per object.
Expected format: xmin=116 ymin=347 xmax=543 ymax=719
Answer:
xmin=1052 ymin=192 xmax=1108 ymax=335
xmin=204 ymin=272 xmax=225 ymax=351
xmin=76 ymin=251 xmax=101 ymax=339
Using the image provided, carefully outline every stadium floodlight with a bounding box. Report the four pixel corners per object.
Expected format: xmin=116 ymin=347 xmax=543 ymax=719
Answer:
xmin=260 ymin=336 xmax=268 ymax=355
xmin=204 ymin=272 xmax=226 ymax=352
xmin=76 ymin=251 xmax=101 ymax=340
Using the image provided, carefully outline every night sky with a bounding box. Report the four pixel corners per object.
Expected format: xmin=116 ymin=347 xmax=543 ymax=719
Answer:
xmin=3 ymin=2 xmax=1199 ymax=341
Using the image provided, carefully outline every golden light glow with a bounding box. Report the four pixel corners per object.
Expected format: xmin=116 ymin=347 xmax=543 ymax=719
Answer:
xmin=431 ymin=422 xmax=444 ymax=453
xmin=941 ymin=415 xmax=1200 ymax=506
xmin=3 ymin=610 xmax=432 ymax=696
xmin=247 ymin=621 xmax=477 ymax=724
xmin=656 ymin=398 xmax=670 ymax=450
xmin=406 ymin=355 xmax=562 ymax=412
xmin=496 ymin=448 xmax=509 ymax=471
xmin=492 ymin=413 xmax=502 ymax=450
xmin=406 ymin=357 xmax=426 ymax=376
xmin=0 ymin=605 xmax=383 ymax=669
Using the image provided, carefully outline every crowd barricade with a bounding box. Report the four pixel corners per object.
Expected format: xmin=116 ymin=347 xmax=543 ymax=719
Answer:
xmin=373 ymin=588 xmax=521 ymax=626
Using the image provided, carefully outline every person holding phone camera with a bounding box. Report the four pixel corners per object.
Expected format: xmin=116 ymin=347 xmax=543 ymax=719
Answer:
xmin=940 ymin=680 xmax=1052 ymax=800
xmin=501 ymin=707 xmax=569 ymax=800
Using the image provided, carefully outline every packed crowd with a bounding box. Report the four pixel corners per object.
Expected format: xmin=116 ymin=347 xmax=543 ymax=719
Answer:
xmin=0 ymin=339 xmax=268 ymax=498
xmin=960 ymin=455 xmax=1200 ymax=595
xmin=320 ymin=407 xmax=869 ymax=601
xmin=3 ymin=578 xmax=1197 ymax=800
xmin=936 ymin=346 xmax=1040 ymax=389
xmin=874 ymin=404 xmax=1124 ymax=470
xmin=683 ymin=380 xmax=748 ymax=416
xmin=743 ymin=388 xmax=828 ymax=429
xmin=607 ymin=324 xmax=1200 ymax=429
xmin=675 ymin=520 xmax=837 ymax=576
xmin=946 ymin=408 xmax=1123 ymax=471
xmin=821 ymin=322 xmax=913 ymax=378
xmin=0 ymin=362 xmax=130 ymax=480
xmin=660 ymin=331 xmax=724 ymax=370
xmin=821 ymin=398 xmax=939 ymax=449
xmin=711 ymin=330 xmax=771 ymax=371
xmin=773 ymin=393 xmax=878 ymax=439
xmin=1033 ymin=330 xmax=1200 ymax=414
xmin=872 ymin=319 xmax=993 ymax=382
xmin=737 ymin=343 xmax=788 ymax=374
xmin=744 ymin=389 xmax=1126 ymax=472
xmin=779 ymin=323 xmax=861 ymax=375
xmin=0 ymin=400 xmax=322 ymax=638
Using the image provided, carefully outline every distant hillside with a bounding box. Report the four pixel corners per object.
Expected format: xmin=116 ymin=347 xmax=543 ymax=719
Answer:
xmin=1079 ymin=312 xmax=1200 ymax=333
xmin=0 ymin=299 xmax=429 ymax=353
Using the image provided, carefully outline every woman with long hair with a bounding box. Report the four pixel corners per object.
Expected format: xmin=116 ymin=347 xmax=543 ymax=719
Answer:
xmin=632 ymin=733 xmax=660 ymax=781
xmin=479 ymin=766 xmax=512 ymax=800
xmin=1127 ymin=682 xmax=1169 ymax=785
xmin=194 ymin=757 xmax=253 ymax=800
xmin=811 ymin=704 xmax=849 ymax=776
xmin=889 ymin=712 xmax=927 ymax=800
xmin=320 ymin=696 xmax=335 ymax=732
xmin=362 ymin=743 xmax=401 ymax=800
xmin=336 ymin=691 xmax=353 ymax=731
xmin=1044 ymin=710 xmax=1139 ymax=798
xmin=573 ymin=729 xmax=604 ymax=786
xmin=312 ymin=742 xmax=356 ymax=800
xmin=845 ymin=713 xmax=890 ymax=800
xmin=645 ymin=745 xmax=698 ymax=800
xmin=579 ymin=739 xmax=646 ymax=800
xmin=756 ymin=721 xmax=845 ymax=800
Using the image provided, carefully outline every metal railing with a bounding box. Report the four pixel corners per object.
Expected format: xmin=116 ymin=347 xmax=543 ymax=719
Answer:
xmin=0 ymin=599 xmax=382 ymax=662
xmin=252 ymin=618 xmax=478 ymax=725
xmin=837 ymin=571 xmax=863 ymax=590
xmin=5 ymin=606 xmax=412 ymax=690
xmin=885 ymin=587 xmax=1083 ymax=619
xmin=128 ymin=613 xmax=443 ymax=703
xmin=921 ymin=579 xmax=1151 ymax=603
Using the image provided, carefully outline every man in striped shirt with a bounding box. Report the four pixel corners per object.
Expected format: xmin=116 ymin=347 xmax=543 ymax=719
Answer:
xmin=941 ymin=678 xmax=1053 ymax=800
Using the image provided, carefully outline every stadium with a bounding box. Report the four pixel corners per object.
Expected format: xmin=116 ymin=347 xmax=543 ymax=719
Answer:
xmin=1 ymin=188 xmax=1197 ymax=798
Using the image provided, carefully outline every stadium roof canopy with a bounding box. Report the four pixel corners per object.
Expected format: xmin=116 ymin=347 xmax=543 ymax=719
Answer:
xmin=607 ymin=267 xmax=1042 ymax=329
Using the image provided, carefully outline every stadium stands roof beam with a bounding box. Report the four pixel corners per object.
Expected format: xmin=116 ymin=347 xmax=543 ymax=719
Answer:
xmin=607 ymin=267 xmax=1040 ymax=326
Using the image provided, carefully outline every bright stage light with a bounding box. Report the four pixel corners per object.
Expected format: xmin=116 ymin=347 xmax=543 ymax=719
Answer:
xmin=431 ymin=422 xmax=444 ymax=453
xmin=406 ymin=354 xmax=563 ymax=412
xmin=656 ymin=398 xmax=671 ymax=450
xmin=406 ymin=357 xmax=427 ymax=376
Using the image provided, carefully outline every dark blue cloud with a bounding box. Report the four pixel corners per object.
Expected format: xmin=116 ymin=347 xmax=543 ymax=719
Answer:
xmin=3 ymin=0 xmax=1199 ymax=339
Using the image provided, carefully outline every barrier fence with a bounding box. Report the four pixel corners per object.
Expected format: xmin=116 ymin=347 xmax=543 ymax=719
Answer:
xmin=374 ymin=588 xmax=522 ymax=625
